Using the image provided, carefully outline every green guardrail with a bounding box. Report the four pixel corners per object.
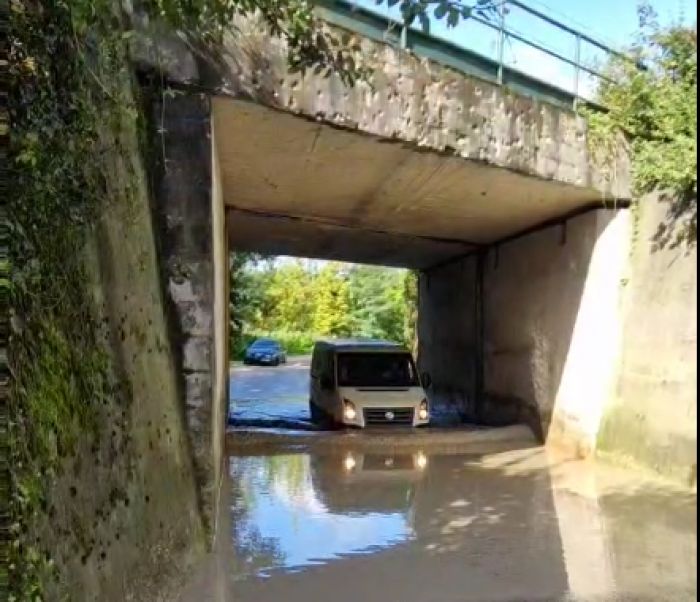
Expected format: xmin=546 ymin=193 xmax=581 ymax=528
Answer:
xmin=314 ymin=0 xmax=628 ymax=112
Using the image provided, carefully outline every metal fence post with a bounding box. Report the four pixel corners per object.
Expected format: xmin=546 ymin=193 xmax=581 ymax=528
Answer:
xmin=497 ymin=3 xmax=506 ymax=84
xmin=573 ymin=34 xmax=581 ymax=109
xmin=401 ymin=22 xmax=408 ymax=49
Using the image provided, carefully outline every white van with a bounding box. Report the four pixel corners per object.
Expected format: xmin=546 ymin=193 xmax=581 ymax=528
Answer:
xmin=308 ymin=339 xmax=431 ymax=428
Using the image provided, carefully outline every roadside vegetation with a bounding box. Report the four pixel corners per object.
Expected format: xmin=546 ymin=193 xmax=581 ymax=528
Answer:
xmin=586 ymin=3 xmax=696 ymax=249
xmin=230 ymin=255 xmax=418 ymax=358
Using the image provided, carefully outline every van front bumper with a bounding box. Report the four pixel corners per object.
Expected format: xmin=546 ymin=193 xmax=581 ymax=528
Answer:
xmin=341 ymin=405 xmax=429 ymax=428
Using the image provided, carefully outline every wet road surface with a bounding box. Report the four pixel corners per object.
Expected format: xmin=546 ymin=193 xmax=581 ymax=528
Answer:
xmin=179 ymin=442 xmax=697 ymax=602
xmin=229 ymin=357 xmax=313 ymax=428
xmin=228 ymin=357 xmax=465 ymax=429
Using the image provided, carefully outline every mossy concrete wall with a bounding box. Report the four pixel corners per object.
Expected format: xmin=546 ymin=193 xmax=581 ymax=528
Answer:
xmin=597 ymin=195 xmax=697 ymax=487
xmin=41 ymin=105 xmax=206 ymax=600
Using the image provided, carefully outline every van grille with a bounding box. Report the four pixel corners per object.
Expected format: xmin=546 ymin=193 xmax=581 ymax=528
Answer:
xmin=363 ymin=407 xmax=414 ymax=426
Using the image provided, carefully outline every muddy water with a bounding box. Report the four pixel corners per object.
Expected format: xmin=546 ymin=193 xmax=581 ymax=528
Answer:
xmin=180 ymin=445 xmax=697 ymax=602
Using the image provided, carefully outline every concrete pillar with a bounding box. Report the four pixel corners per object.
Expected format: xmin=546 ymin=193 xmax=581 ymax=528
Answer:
xmin=151 ymin=92 xmax=228 ymax=535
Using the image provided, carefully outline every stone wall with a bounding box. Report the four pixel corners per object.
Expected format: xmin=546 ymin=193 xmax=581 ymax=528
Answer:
xmin=597 ymin=195 xmax=697 ymax=487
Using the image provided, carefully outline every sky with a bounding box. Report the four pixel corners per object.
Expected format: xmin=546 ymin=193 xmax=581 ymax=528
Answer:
xmin=353 ymin=0 xmax=697 ymax=100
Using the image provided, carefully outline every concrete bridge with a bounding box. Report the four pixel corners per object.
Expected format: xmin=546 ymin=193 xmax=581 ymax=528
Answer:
xmin=133 ymin=1 xmax=638 ymax=528
xmin=39 ymin=4 xmax=696 ymax=600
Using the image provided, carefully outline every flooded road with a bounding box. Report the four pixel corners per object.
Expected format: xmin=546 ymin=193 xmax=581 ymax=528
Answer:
xmin=228 ymin=357 xmax=466 ymax=429
xmin=229 ymin=357 xmax=312 ymax=429
xmin=180 ymin=443 xmax=697 ymax=602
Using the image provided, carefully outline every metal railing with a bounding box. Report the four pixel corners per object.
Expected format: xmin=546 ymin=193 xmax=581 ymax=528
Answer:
xmin=317 ymin=0 xmax=643 ymax=110
xmin=451 ymin=0 xmax=641 ymax=108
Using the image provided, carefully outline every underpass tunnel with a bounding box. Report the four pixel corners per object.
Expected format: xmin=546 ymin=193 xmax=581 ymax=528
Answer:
xmin=225 ymin=253 xmax=427 ymax=429
xmin=216 ymin=97 xmax=632 ymax=440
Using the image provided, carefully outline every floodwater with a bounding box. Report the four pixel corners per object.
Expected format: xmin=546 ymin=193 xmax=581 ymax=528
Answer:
xmin=179 ymin=443 xmax=697 ymax=602
xmin=228 ymin=357 xmax=466 ymax=429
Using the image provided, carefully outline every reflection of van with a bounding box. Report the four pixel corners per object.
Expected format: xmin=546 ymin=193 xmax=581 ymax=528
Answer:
xmin=309 ymin=339 xmax=431 ymax=428
xmin=309 ymin=451 xmax=427 ymax=514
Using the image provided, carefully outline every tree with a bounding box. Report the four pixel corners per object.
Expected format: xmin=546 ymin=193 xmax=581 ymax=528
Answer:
xmin=587 ymin=5 xmax=697 ymax=248
xmin=347 ymin=265 xmax=408 ymax=343
xmin=402 ymin=269 xmax=419 ymax=353
xmin=264 ymin=260 xmax=316 ymax=331
xmin=311 ymin=263 xmax=353 ymax=336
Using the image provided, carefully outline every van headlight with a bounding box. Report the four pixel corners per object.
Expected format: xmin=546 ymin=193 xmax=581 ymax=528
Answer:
xmin=344 ymin=454 xmax=356 ymax=471
xmin=418 ymin=399 xmax=429 ymax=421
xmin=343 ymin=400 xmax=357 ymax=421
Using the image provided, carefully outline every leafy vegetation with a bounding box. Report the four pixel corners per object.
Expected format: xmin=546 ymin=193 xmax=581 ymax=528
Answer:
xmin=229 ymin=256 xmax=418 ymax=357
xmin=586 ymin=4 xmax=697 ymax=249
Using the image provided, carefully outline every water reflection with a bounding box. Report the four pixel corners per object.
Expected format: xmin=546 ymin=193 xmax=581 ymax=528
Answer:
xmin=226 ymin=447 xmax=697 ymax=602
xmin=229 ymin=451 xmax=426 ymax=578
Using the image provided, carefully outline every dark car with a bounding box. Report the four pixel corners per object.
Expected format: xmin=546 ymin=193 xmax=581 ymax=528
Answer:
xmin=243 ymin=339 xmax=287 ymax=366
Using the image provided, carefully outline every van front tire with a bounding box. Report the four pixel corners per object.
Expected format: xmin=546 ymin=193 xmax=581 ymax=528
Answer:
xmin=309 ymin=400 xmax=335 ymax=430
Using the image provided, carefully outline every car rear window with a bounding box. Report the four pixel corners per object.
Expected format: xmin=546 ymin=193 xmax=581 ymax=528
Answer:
xmin=337 ymin=352 xmax=419 ymax=387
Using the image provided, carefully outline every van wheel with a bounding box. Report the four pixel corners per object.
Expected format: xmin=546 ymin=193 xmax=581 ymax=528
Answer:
xmin=309 ymin=400 xmax=333 ymax=429
xmin=309 ymin=400 xmax=321 ymax=424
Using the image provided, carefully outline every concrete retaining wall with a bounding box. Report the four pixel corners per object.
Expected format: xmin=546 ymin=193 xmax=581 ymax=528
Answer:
xmin=466 ymin=197 xmax=696 ymax=486
xmin=597 ymin=195 xmax=697 ymax=487
xmin=43 ymin=100 xmax=205 ymax=600
xmin=482 ymin=208 xmax=630 ymax=443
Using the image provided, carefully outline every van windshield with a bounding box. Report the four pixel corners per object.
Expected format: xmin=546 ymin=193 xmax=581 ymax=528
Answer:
xmin=337 ymin=353 xmax=419 ymax=387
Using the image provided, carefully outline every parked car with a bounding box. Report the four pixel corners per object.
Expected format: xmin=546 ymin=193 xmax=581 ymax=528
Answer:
xmin=243 ymin=339 xmax=287 ymax=366
xmin=308 ymin=339 xmax=431 ymax=428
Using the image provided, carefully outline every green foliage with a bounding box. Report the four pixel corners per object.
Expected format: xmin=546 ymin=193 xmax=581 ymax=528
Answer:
xmin=391 ymin=0 xmax=498 ymax=30
xmin=346 ymin=265 xmax=408 ymax=342
xmin=266 ymin=262 xmax=317 ymax=332
xmin=311 ymin=263 xmax=353 ymax=336
xmin=229 ymin=255 xmax=419 ymax=353
xmin=149 ymin=0 xmax=369 ymax=83
xmin=585 ymin=5 xmax=697 ymax=249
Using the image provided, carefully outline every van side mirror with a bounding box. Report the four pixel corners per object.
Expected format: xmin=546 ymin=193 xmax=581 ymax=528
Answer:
xmin=421 ymin=372 xmax=432 ymax=388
